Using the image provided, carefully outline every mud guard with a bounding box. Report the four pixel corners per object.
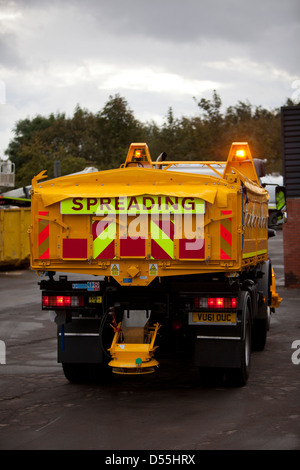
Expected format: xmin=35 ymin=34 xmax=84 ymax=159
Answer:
xmin=194 ymin=290 xmax=251 ymax=371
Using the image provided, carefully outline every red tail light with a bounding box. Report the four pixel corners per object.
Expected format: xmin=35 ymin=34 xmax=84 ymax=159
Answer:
xmin=56 ymin=296 xmax=64 ymax=306
xmin=208 ymin=297 xmax=224 ymax=309
xmin=42 ymin=295 xmax=84 ymax=308
xmin=194 ymin=296 xmax=237 ymax=310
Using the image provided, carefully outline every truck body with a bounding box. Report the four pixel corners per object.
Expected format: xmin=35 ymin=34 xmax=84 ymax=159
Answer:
xmin=260 ymin=174 xmax=286 ymax=226
xmin=30 ymin=142 xmax=282 ymax=386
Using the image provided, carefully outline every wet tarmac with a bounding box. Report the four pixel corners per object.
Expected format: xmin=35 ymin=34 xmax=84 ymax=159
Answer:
xmin=0 ymin=230 xmax=299 ymax=450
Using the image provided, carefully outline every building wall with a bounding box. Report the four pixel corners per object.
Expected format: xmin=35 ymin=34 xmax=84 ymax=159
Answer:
xmin=283 ymin=198 xmax=300 ymax=287
xmin=281 ymin=105 xmax=300 ymax=287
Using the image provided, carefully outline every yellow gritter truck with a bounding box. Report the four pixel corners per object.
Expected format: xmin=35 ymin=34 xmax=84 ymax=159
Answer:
xmin=30 ymin=142 xmax=282 ymax=386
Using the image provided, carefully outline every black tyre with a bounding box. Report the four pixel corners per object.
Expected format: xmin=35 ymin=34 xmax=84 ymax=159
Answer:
xmin=226 ymin=306 xmax=251 ymax=387
xmin=252 ymin=318 xmax=267 ymax=351
xmin=62 ymin=363 xmax=113 ymax=384
xmin=198 ymin=367 xmax=225 ymax=386
xmin=253 ymin=261 xmax=272 ymax=350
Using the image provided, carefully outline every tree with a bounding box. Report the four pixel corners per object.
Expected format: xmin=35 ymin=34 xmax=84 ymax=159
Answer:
xmin=192 ymin=90 xmax=226 ymax=160
xmin=12 ymin=135 xmax=89 ymax=187
xmin=196 ymin=90 xmax=222 ymax=127
xmin=95 ymin=94 xmax=145 ymax=168
xmin=5 ymin=92 xmax=287 ymax=188
xmin=6 ymin=110 xmax=94 ymax=187
xmin=5 ymin=113 xmax=60 ymax=169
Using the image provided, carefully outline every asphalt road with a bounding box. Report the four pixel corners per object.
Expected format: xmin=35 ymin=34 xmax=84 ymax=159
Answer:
xmin=0 ymin=230 xmax=299 ymax=451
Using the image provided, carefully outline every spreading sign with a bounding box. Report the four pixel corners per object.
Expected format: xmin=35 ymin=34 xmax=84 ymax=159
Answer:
xmin=60 ymin=195 xmax=205 ymax=215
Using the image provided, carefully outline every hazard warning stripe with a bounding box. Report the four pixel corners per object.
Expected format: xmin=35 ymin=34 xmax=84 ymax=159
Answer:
xmin=38 ymin=211 xmax=49 ymax=259
xmin=150 ymin=218 xmax=174 ymax=260
xmin=220 ymin=210 xmax=232 ymax=260
xmin=92 ymin=219 xmax=116 ymax=259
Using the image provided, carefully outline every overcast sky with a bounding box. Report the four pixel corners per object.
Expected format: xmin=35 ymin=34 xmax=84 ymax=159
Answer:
xmin=0 ymin=0 xmax=299 ymax=157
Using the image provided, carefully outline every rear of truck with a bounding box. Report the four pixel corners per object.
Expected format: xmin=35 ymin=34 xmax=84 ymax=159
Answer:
xmin=30 ymin=142 xmax=281 ymax=385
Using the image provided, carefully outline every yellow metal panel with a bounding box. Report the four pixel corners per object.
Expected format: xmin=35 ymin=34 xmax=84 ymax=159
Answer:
xmin=32 ymin=167 xmax=219 ymax=208
xmin=30 ymin=142 xmax=270 ymax=285
xmin=0 ymin=208 xmax=31 ymax=267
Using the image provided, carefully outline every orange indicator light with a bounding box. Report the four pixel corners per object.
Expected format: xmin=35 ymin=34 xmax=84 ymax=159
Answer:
xmin=235 ymin=149 xmax=246 ymax=160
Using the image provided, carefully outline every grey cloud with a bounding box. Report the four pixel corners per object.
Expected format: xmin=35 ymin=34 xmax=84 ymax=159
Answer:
xmin=0 ymin=34 xmax=24 ymax=69
xmin=88 ymin=0 xmax=299 ymax=44
xmin=0 ymin=0 xmax=298 ymax=156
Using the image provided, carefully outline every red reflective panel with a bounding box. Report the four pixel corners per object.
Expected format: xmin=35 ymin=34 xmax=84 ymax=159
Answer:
xmin=70 ymin=296 xmax=84 ymax=307
xmin=43 ymin=295 xmax=49 ymax=306
xmin=172 ymin=319 xmax=182 ymax=330
xmin=62 ymin=238 xmax=87 ymax=259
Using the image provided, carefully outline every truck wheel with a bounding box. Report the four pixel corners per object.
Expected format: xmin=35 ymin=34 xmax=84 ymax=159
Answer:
xmin=62 ymin=363 xmax=113 ymax=384
xmin=198 ymin=367 xmax=225 ymax=386
xmin=269 ymin=212 xmax=278 ymax=226
xmin=253 ymin=261 xmax=271 ymax=351
xmin=252 ymin=318 xmax=267 ymax=351
xmin=226 ymin=306 xmax=251 ymax=387
xmin=267 ymin=305 xmax=271 ymax=331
